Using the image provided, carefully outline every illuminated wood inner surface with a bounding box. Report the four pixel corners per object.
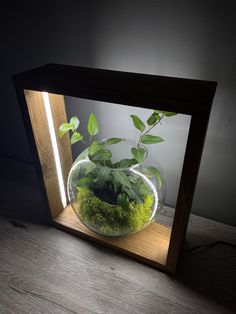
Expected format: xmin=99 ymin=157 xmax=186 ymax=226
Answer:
xmin=53 ymin=205 xmax=172 ymax=269
xmin=24 ymin=90 xmax=72 ymax=219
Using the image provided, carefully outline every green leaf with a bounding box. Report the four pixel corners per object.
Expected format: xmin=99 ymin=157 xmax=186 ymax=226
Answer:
xmin=113 ymin=158 xmax=137 ymax=168
xmin=131 ymin=147 xmax=146 ymax=163
xmin=104 ymin=160 xmax=113 ymax=168
xmin=106 ymin=137 xmax=124 ymax=145
xmin=87 ymin=112 xmax=99 ymax=136
xmin=77 ymin=176 xmax=94 ymax=187
xmin=84 ymin=162 xmax=97 ymax=176
xmin=112 ymin=179 xmax=120 ymax=194
xmin=89 ymin=141 xmax=104 ymax=155
xmin=96 ymin=167 xmax=111 ymax=181
xmin=58 ymin=123 xmax=73 ymax=138
xmin=164 ymin=111 xmax=177 ymax=117
xmin=146 ymin=166 xmax=163 ymax=188
xmin=155 ymin=110 xmax=177 ymax=117
xmin=117 ymin=193 xmax=129 ymax=209
xmin=141 ymin=134 xmax=164 ymax=144
xmin=129 ymin=175 xmax=139 ymax=184
xmin=70 ymin=132 xmax=83 ymax=145
xmin=69 ymin=116 xmax=80 ymax=130
xmin=154 ymin=110 xmax=165 ymax=114
xmin=130 ymin=115 xmax=145 ymax=132
xmin=123 ymin=185 xmax=143 ymax=203
xmin=147 ymin=112 xmax=161 ymax=126
xmin=91 ymin=149 xmax=112 ymax=161
xmin=112 ymin=171 xmax=131 ymax=189
xmin=138 ymin=182 xmax=151 ymax=196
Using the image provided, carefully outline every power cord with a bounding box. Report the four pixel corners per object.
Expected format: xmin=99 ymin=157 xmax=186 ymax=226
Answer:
xmin=182 ymin=241 xmax=236 ymax=255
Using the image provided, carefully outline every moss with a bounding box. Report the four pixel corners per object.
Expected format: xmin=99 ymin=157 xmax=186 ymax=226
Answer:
xmin=127 ymin=194 xmax=153 ymax=231
xmin=75 ymin=187 xmax=153 ymax=236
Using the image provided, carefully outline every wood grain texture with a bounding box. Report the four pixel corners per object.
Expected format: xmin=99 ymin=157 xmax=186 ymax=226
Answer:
xmin=53 ymin=205 xmax=171 ymax=269
xmin=24 ymin=90 xmax=72 ymax=219
xmin=0 ymin=213 xmax=235 ymax=314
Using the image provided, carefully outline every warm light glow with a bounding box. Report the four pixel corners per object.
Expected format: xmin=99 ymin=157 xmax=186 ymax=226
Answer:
xmin=43 ymin=92 xmax=67 ymax=208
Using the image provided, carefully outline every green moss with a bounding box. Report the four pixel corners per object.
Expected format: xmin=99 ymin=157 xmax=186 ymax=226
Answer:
xmin=127 ymin=194 xmax=153 ymax=231
xmin=75 ymin=187 xmax=153 ymax=236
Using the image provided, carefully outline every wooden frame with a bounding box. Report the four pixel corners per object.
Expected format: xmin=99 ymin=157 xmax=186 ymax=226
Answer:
xmin=13 ymin=64 xmax=217 ymax=273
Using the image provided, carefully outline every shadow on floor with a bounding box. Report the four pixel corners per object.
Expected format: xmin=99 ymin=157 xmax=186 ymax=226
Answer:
xmin=173 ymin=238 xmax=236 ymax=313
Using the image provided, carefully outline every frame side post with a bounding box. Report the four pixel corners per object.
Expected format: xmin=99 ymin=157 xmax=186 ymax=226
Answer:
xmin=24 ymin=90 xmax=72 ymax=219
xmin=166 ymin=110 xmax=211 ymax=272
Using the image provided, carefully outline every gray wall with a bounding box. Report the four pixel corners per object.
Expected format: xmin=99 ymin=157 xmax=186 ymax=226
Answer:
xmin=1 ymin=0 xmax=236 ymax=226
xmin=65 ymin=97 xmax=191 ymax=212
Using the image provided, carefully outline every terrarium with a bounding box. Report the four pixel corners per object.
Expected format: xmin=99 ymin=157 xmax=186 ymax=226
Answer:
xmin=60 ymin=110 xmax=176 ymax=237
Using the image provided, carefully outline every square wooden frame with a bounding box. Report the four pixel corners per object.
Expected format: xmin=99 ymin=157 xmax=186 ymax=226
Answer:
xmin=13 ymin=64 xmax=217 ymax=273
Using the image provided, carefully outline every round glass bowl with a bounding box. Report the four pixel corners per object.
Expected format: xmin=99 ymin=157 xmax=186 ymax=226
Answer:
xmin=67 ymin=139 xmax=166 ymax=237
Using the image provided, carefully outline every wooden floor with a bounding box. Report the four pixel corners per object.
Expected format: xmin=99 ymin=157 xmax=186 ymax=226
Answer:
xmin=0 ymin=157 xmax=236 ymax=313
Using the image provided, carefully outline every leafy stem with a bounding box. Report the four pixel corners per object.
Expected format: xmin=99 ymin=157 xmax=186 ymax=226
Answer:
xmin=137 ymin=112 xmax=165 ymax=148
xmin=130 ymin=110 xmax=174 ymax=163
xmin=59 ymin=109 xmax=177 ymax=205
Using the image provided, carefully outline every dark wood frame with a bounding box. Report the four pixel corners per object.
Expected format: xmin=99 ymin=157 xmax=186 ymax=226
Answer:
xmin=13 ymin=64 xmax=217 ymax=273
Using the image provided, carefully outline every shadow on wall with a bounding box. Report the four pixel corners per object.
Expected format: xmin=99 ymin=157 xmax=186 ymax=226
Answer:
xmin=0 ymin=0 xmax=99 ymax=162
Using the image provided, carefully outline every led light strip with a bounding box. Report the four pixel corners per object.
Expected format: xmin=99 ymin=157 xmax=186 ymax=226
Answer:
xmin=43 ymin=92 xmax=67 ymax=208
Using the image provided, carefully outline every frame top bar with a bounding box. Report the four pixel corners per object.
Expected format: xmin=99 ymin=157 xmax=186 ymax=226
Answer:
xmin=13 ymin=63 xmax=217 ymax=115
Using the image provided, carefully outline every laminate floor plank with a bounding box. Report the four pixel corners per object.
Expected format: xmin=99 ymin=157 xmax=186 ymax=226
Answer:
xmin=0 ymin=216 xmax=235 ymax=314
